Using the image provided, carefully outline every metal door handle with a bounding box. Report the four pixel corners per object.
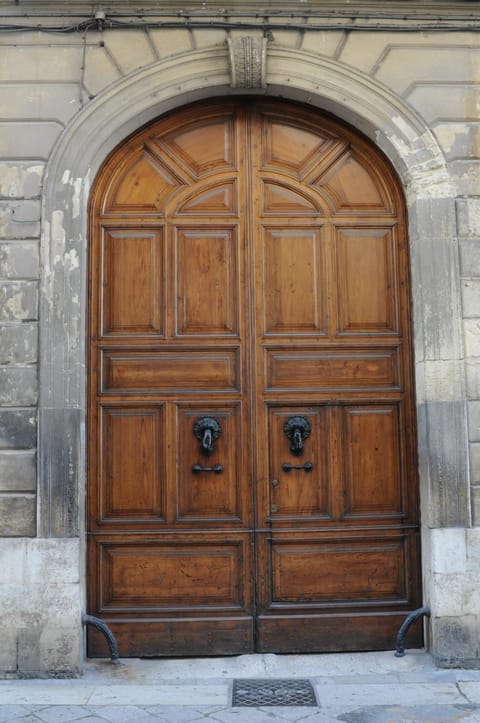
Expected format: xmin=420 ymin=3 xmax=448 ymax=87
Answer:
xmin=282 ymin=461 xmax=313 ymax=472
xmin=192 ymin=464 xmax=224 ymax=474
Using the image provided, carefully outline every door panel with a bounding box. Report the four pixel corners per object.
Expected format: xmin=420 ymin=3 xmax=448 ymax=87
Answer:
xmin=99 ymin=405 xmax=166 ymax=523
xmin=176 ymin=404 xmax=243 ymax=521
xmin=88 ymin=99 xmax=421 ymax=657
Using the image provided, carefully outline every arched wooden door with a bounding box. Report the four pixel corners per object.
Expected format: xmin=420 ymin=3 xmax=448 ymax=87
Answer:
xmin=87 ymin=99 xmax=421 ymax=657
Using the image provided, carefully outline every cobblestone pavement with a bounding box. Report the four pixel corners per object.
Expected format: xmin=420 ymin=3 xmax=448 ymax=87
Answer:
xmin=0 ymin=652 xmax=479 ymax=722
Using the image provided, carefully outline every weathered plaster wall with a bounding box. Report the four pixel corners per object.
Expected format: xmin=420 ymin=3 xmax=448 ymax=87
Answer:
xmin=0 ymin=11 xmax=479 ymax=674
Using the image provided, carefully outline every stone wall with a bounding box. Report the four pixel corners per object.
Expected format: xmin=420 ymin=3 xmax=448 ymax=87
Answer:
xmin=0 ymin=1 xmax=479 ymax=674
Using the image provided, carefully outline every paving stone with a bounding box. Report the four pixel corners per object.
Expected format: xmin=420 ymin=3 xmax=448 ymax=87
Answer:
xmin=313 ymin=683 xmax=465 ymax=708
xmin=145 ymin=706 xmax=222 ymax=722
xmin=337 ymin=704 xmax=479 ymax=722
xmin=0 ymin=708 xmax=32 ymax=723
xmin=88 ymin=686 xmax=230 ymax=707
xmin=32 ymin=705 xmax=99 ymax=722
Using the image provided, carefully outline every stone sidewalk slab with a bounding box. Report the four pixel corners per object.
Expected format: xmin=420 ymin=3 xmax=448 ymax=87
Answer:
xmin=0 ymin=652 xmax=479 ymax=722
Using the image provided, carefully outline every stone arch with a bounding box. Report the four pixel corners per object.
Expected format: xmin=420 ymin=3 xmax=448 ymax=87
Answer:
xmin=39 ymin=45 xmax=468 ymax=642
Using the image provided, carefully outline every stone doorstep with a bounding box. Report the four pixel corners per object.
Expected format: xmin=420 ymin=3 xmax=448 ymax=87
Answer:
xmin=0 ymin=652 xmax=478 ymax=707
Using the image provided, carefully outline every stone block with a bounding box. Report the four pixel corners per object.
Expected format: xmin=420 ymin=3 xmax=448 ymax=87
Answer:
xmin=149 ymin=29 xmax=193 ymax=57
xmin=0 ymin=630 xmax=17 ymax=674
xmin=432 ymin=615 xmax=480 ymax=667
xmin=409 ymin=198 xmax=456 ymax=241
xmin=421 ymin=395 xmax=469 ymax=527
xmin=0 ymin=450 xmax=36 ymax=492
xmin=0 ymin=243 xmax=39 ymax=279
xmin=434 ymin=123 xmax=480 ymax=161
xmin=0 ymin=122 xmax=62 ymax=162
xmin=0 ymin=409 xmax=36 ymax=449
xmin=466 ymin=527 xmax=480 ymax=568
xmin=472 ymin=486 xmax=480 ymax=526
xmin=0 ymin=201 xmax=40 ymax=239
xmin=0 ymin=163 xmax=44 ymax=199
xmin=0 ymin=366 xmax=37 ymax=405
xmin=460 ymin=239 xmax=480 ymax=277
xmin=193 ymin=28 xmax=228 ymax=50
xmin=0 ymin=46 xmax=83 ymax=82
xmin=0 ymin=282 xmax=37 ymax=322
xmin=37 ymin=408 xmax=81 ymax=537
xmin=407 ymin=84 xmax=480 ymax=124
xmin=466 ymin=360 xmax=480 ymax=400
xmin=0 ymin=84 xmax=80 ymax=123
xmin=464 ymin=319 xmax=480 ymax=358
xmin=375 ymin=46 xmax=478 ymax=95
xmin=450 ymin=161 xmax=480 ymax=197
xmin=468 ymin=401 xmax=480 ymax=442
xmin=432 ymin=572 xmax=480 ymax=617
xmin=0 ymin=494 xmax=35 ymax=536
xmin=17 ymin=624 xmax=82 ymax=677
xmin=83 ymin=45 xmax=122 ymax=97
xmin=457 ymin=198 xmax=480 ymax=238
xmin=269 ymin=29 xmax=300 ymax=48
xmin=338 ymin=31 xmax=394 ymax=73
xmin=0 ymin=538 xmax=79 ymax=587
xmin=470 ymin=442 xmax=480 ymax=482
xmin=409 ymin=236 xmax=462 ymax=362
xmin=461 ymin=279 xmax=480 ymax=318
xmin=302 ymin=30 xmax=344 ymax=58
xmin=430 ymin=528 xmax=467 ymax=575
xmin=102 ymin=30 xmax=156 ymax=75
xmin=0 ymin=323 xmax=37 ymax=364
xmin=24 ymin=539 xmax=80 ymax=585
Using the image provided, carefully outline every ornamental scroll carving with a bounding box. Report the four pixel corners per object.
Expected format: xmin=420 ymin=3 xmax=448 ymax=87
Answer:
xmin=228 ymin=36 xmax=268 ymax=89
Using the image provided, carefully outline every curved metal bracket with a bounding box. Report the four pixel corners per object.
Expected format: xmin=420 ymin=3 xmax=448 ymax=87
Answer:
xmin=394 ymin=606 xmax=431 ymax=657
xmin=82 ymin=613 xmax=120 ymax=664
xmin=194 ymin=416 xmax=222 ymax=456
xmin=284 ymin=416 xmax=311 ymax=456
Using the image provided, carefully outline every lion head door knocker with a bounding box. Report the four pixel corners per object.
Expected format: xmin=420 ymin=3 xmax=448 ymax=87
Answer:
xmin=192 ymin=417 xmax=224 ymax=474
xmin=283 ymin=416 xmax=310 ymax=456
xmin=282 ymin=416 xmax=313 ymax=473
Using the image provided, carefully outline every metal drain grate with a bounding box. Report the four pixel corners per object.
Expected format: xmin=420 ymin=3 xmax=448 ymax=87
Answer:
xmin=232 ymin=678 xmax=317 ymax=707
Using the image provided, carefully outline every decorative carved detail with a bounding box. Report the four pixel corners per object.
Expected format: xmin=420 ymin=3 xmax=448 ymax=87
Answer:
xmin=194 ymin=416 xmax=222 ymax=456
xmin=283 ymin=416 xmax=311 ymax=456
xmin=228 ymin=36 xmax=267 ymax=89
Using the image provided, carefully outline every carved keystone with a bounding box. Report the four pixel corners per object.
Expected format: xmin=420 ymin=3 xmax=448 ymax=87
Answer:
xmin=228 ymin=36 xmax=268 ymax=89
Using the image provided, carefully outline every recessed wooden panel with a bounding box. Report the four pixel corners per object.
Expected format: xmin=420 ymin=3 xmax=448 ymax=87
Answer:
xmin=335 ymin=227 xmax=397 ymax=334
xmin=317 ymin=151 xmax=389 ymax=211
xmin=266 ymin=348 xmax=399 ymax=391
xmin=101 ymin=349 xmax=239 ymax=392
xmin=101 ymin=228 xmax=163 ymax=336
xmin=268 ymin=408 xmax=329 ymax=519
xmin=160 ymin=117 xmax=236 ymax=177
xmin=262 ymin=118 xmax=331 ymax=176
xmin=262 ymin=182 xmax=320 ymax=214
xmin=99 ymin=406 xmax=166 ymax=521
xmin=343 ymin=405 xmax=402 ymax=517
xmin=88 ymin=618 xmax=253 ymax=658
xmin=175 ymin=227 xmax=238 ymax=335
xmin=176 ymin=406 xmax=242 ymax=521
xmin=177 ymin=181 xmax=237 ymax=215
xmin=104 ymin=153 xmax=180 ymax=213
xmin=271 ymin=538 xmax=406 ymax=602
xmin=98 ymin=540 xmax=245 ymax=609
xmin=262 ymin=228 xmax=326 ymax=334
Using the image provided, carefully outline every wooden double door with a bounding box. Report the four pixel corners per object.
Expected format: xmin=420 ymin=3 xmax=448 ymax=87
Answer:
xmin=87 ymin=99 xmax=421 ymax=657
